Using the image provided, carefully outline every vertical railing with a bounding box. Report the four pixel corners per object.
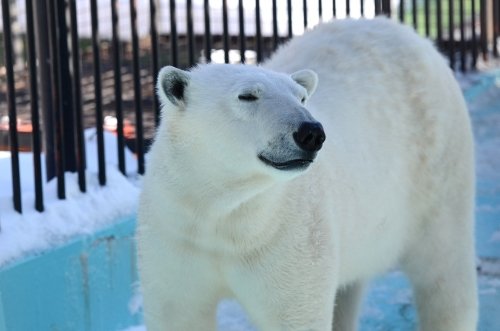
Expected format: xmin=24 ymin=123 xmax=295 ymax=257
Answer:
xmin=204 ymin=0 xmax=212 ymax=62
xmin=130 ymin=0 xmax=145 ymax=175
xmin=412 ymin=0 xmax=418 ymax=29
xmin=287 ymin=0 xmax=293 ymax=37
xmin=90 ymin=0 xmax=106 ymax=186
xmin=187 ymin=0 xmax=196 ymax=66
xmin=47 ymin=0 xmax=67 ymax=199
xmin=69 ymin=0 xmax=86 ymax=192
xmin=480 ymin=0 xmax=488 ymax=60
xmin=272 ymin=0 xmax=279 ymax=50
xmin=2 ymin=0 xmax=22 ymax=212
xmin=255 ymin=0 xmax=262 ymax=62
xmin=494 ymin=0 xmax=499 ymax=57
xmin=111 ymin=0 xmax=126 ymax=175
xmin=436 ymin=0 xmax=443 ymax=47
xmin=25 ymin=0 xmax=44 ymax=211
xmin=222 ymin=0 xmax=229 ymax=63
xmin=238 ymin=0 xmax=246 ymax=63
xmin=150 ymin=0 xmax=160 ymax=125
xmin=303 ymin=0 xmax=308 ymax=27
xmin=169 ymin=0 xmax=178 ymax=67
xmin=471 ymin=0 xmax=478 ymax=68
xmin=374 ymin=0 xmax=381 ymax=15
xmin=459 ymin=0 xmax=466 ymax=72
xmin=399 ymin=0 xmax=404 ymax=22
xmin=448 ymin=0 xmax=455 ymax=70
xmin=424 ymin=0 xmax=430 ymax=36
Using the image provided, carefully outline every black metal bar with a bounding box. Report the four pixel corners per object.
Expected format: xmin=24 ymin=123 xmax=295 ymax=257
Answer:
xmin=374 ymin=0 xmax=381 ymax=15
xmin=333 ymin=0 xmax=336 ymax=17
xmin=25 ymin=0 xmax=44 ymax=211
xmin=384 ymin=0 xmax=392 ymax=16
xmin=238 ymin=0 xmax=246 ymax=63
xmin=34 ymin=0 xmax=56 ymax=183
xmin=150 ymin=0 xmax=160 ymax=125
xmin=437 ymin=0 xmax=443 ymax=44
xmin=111 ymin=0 xmax=126 ymax=176
xmin=459 ymin=0 xmax=466 ymax=70
xmin=287 ymin=0 xmax=293 ymax=37
xmin=399 ymin=0 xmax=404 ymax=22
xmin=494 ymin=0 xmax=499 ymax=57
xmin=2 ymin=0 xmax=22 ymax=212
xmin=303 ymin=0 xmax=308 ymax=28
xmin=424 ymin=0 xmax=430 ymax=36
xmin=204 ymin=0 xmax=212 ymax=62
xmin=412 ymin=0 xmax=418 ymax=29
xmin=361 ymin=0 xmax=365 ymax=17
xmin=222 ymin=0 xmax=229 ymax=63
xmin=69 ymin=0 xmax=87 ymax=192
xmin=56 ymin=0 xmax=77 ymax=175
xmin=471 ymin=0 xmax=478 ymax=68
xmin=256 ymin=0 xmax=263 ymax=62
xmin=130 ymin=0 xmax=145 ymax=174
xmin=170 ymin=0 xmax=178 ymax=66
xmin=448 ymin=0 xmax=455 ymax=69
xmin=187 ymin=0 xmax=196 ymax=65
xmin=90 ymin=0 xmax=106 ymax=185
xmin=346 ymin=0 xmax=350 ymax=17
xmin=47 ymin=0 xmax=66 ymax=199
xmin=480 ymin=0 xmax=487 ymax=60
xmin=318 ymin=0 xmax=323 ymax=20
xmin=272 ymin=0 xmax=279 ymax=50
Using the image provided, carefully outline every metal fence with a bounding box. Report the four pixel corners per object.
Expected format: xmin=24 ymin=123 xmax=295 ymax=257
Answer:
xmin=1 ymin=0 xmax=499 ymax=214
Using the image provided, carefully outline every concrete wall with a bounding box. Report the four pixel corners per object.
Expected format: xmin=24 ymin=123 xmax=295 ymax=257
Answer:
xmin=0 ymin=216 xmax=142 ymax=331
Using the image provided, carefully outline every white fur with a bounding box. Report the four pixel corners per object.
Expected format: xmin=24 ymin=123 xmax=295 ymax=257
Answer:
xmin=138 ymin=18 xmax=478 ymax=331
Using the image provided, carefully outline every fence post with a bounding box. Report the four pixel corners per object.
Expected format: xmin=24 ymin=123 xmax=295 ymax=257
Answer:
xmin=34 ymin=0 xmax=56 ymax=181
xmin=54 ymin=0 xmax=77 ymax=173
xmin=1 ymin=0 xmax=22 ymax=213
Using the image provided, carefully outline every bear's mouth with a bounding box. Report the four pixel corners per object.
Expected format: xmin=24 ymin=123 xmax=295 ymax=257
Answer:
xmin=258 ymin=154 xmax=313 ymax=171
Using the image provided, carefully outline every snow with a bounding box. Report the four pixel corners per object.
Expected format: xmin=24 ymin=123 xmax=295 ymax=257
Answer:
xmin=492 ymin=231 xmax=500 ymax=243
xmin=0 ymin=129 xmax=140 ymax=268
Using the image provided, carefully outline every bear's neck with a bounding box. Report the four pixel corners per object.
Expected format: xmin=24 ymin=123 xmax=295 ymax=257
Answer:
xmin=172 ymin=171 xmax=278 ymax=219
xmin=153 ymin=171 xmax=288 ymax=254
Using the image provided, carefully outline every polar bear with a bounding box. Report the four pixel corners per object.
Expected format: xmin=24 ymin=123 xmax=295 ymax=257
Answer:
xmin=137 ymin=18 xmax=477 ymax=331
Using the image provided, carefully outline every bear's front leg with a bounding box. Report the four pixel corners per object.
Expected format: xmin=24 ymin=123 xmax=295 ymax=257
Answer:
xmin=225 ymin=247 xmax=338 ymax=331
xmin=139 ymin=243 xmax=223 ymax=331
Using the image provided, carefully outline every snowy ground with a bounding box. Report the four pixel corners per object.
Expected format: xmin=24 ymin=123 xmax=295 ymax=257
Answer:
xmin=1 ymin=69 xmax=499 ymax=330
xmin=0 ymin=130 xmax=140 ymax=267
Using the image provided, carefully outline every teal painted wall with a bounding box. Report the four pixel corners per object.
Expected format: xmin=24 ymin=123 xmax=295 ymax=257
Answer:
xmin=0 ymin=216 xmax=142 ymax=331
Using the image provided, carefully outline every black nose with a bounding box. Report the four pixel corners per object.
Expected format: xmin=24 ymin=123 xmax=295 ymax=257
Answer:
xmin=293 ymin=121 xmax=326 ymax=152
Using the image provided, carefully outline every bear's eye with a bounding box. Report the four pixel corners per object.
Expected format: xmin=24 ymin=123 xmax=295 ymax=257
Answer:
xmin=301 ymin=96 xmax=306 ymax=103
xmin=238 ymin=93 xmax=259 ymax=102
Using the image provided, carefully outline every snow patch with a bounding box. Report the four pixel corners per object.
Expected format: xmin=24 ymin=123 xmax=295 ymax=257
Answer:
xmin=128 ymin=282 xmax=144 ymax=316
xmin=491 ymin=231 xmax=500 ymax=243
xmin=120 ymin=326 xmax=146 ymax=331
xmin=0 ymin=129 xmax=140 ymax=268
xmin=0 ymin=168 xmax=140 ymax=267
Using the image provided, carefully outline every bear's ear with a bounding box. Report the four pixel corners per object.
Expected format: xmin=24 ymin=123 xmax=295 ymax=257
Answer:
xmin=291 ymin=69 xmax=318 ymax=97
xmin=157 ymin=66 xmax=190 ymax=107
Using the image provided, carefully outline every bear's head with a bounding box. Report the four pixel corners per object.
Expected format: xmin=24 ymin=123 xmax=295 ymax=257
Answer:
xmin=154 ymin=64 xmax=325 ymax=185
